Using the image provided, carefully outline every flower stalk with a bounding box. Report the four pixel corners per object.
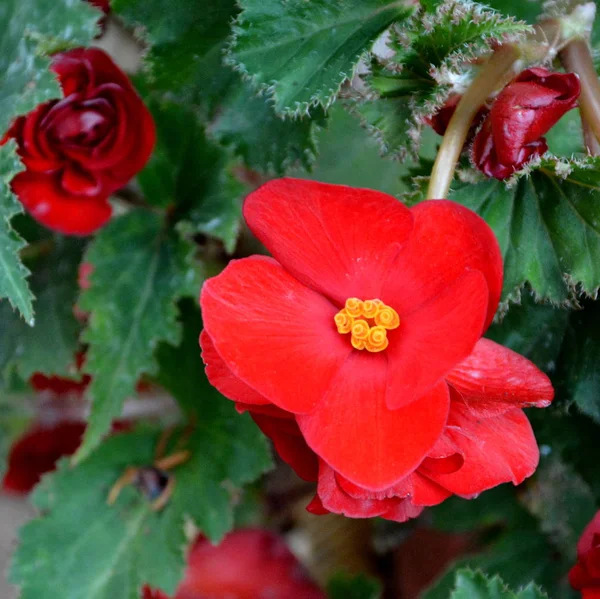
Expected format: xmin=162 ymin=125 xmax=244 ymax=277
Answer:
xmin=559 ymin=37 xmax=600 ymax=148
xmin=426 ymin=44 xmax=521 ymax=200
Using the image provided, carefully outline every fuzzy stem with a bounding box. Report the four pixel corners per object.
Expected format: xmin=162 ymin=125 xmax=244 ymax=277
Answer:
xmin=426 ymin=45 xmax=521 ymax=200
xmin=560 ymin=37 xmax=600 ymax=147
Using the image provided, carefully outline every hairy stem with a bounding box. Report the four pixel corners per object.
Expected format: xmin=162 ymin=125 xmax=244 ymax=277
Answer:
xmin=426 ymin=45 xmax=520 ymax=200
xmin=560 ymin=37 xmax=600 ymax=147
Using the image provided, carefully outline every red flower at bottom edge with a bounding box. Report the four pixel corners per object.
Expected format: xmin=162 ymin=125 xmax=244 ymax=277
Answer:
xmin=570 ymin=511 xmax=600 ymax=598
xmin=200 ymin=178 xmax=554 ymax=522
xmin=142 ymin=529 xmax=324 ymax=599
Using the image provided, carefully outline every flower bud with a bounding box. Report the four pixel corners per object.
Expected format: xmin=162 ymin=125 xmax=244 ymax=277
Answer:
xmin=472 ymin=67 xmax=580 ymax=180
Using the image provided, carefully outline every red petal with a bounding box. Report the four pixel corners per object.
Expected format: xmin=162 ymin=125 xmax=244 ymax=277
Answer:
xmin=201 ymin=256 xmax=350 ymax=414
xmin=446 ymin=338 xmax=554 ymax=417
xmin=306 ymin=494 xmax=330 ymax=515
xmin=235 ymin=403 xmax=295 ymax=419
xmin=383 ymin=200 xmax=503 ymax=330
xmin=200 ymin=330 xmax=269 ymax=406
xmin=297 ymin=352 xmax=450 ymax=491
xmin=427 ymin=400 xmax=539 ymax=496
xmin=385 ymin=270 xmax=489 ymax=409
xmin=243 ymin=179 xmax=413 ymax=306
xmin=578 ymin=511 xmax=600 ymax=559
xmin=11 ymin=171 xmax=111 ymax=235
xmin=251 ymin=413 xmax=319 ymax=481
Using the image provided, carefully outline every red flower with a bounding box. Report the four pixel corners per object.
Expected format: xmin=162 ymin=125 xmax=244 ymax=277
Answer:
xmin=2 ymin=422 xmax=85 ymax=494
xmin=29 ymin=351 xmax=91 ymax=396
xmin=1 ymin=48 xmax=155 ymax=235
xmin=142 ymin=529 xmax=325 ymax=599
xmin=87 ymin=0 xmax=110 ymax=13
xmin=570 ymin=511 xmax=600 ymax=598
xmin=472 ymin=67 xmax=580 ymax=180
xmin=427 ymin=94 xmax=488 ymax=141
xmin=200 ymin=179 xmax=553 ymax=521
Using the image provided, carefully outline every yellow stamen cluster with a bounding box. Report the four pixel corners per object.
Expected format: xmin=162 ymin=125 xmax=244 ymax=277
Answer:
xmin=334 ymin=298 xmax=400 ymax=352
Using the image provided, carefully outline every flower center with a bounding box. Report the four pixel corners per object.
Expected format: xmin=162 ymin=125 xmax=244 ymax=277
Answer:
xmin=334 ymin=298 xmax=400 ymax=353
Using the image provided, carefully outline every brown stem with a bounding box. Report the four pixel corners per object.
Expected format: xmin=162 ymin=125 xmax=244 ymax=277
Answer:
xmin=560 ymin=37 xmax=600 ymax=147
xmin=426 ymin=45 xmax=521 ymax=200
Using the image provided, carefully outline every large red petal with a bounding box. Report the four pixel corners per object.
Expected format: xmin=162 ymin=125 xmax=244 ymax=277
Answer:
xmin=427 ymin=400 xmax=539 ymax=496
xmin=446 ymin=338 xmax=554 ymax=417
xmin=200 ymin=330 xmax=269 ymax=406
xmin=11 ymin=171 xmax=111 ymax=235
xmin=201 ymin=256 xmax=350 ymax=414
xmin=251 ymin=413 xmax=318 ymax=481
xmin=383 ymin=200 xmax=503 ymax=330
xmin=577 ymin=511 xmax=600 ymax=559
xmin=385 ymin=270 xmax=489 ymax=409
xmin=243 ymin=179 xmax=414 ymax=306
xmin=297 ymin=352 xmax=450 ymax=491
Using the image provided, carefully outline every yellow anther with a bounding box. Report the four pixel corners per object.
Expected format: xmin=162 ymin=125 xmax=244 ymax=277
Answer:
xmin=365 ymin=326 xmax=389 ymax=352
xmin=334 ymin=298 xmax=399 ymax=353
xmin=344 ymin=298 xmax=363 ymax=317
xmin=334 ymin=311 xmax=354 ymax=334
xmin=375 ymin=306 xmax=400 ymax=330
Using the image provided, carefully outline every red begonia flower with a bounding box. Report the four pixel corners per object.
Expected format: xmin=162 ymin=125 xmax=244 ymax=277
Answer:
xmin=472 ymin=67 xmax=580 ymax=180
xmin=2 ymin=422 xmax=86 ymax=494
xmin=1 ymin=48 xmax=155 ymax=235
xmin=29 ymin=351 xmax=91 ymax=396
xmin=200 ymin=179 xmax=553 ymax=520
xmin=427 ymin=94 xmax=489 ymax=141
xmin=142 ymin=529 xmax=325 ymax=599
xmin=570 ymin=511 xmax=600 ymax=598
xmin=87 ymin=0 xmax=110 ymax=13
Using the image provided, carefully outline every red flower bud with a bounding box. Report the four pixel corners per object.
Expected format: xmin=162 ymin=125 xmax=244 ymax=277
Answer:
xmin=427 ymin=94 xmax=488 ymax=142
xmin=142 ymin=529 xmax=325 ymax=599
xmin=472 ymin=67 xmax=580 ymax=180
xmin=1 ymin=48 xmax=155 ymax=235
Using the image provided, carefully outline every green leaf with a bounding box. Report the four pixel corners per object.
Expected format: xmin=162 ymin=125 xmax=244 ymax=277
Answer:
xmin=0 ymin=238 xmax=83 ymax=382
xmin=0 ymin=0 xmax=99 ymax=135
xmin=409 ymin=156 xmax=600 ymax=304
xmin=138 ymin=98 xmax=245 ymax=252
xmin=112 ymin=0 xmax=238 ymax=117
xmin=11 ymin=412 xmax=270 ymax=599
xmin=228 ymin=0 xmax=414 ymax=115
xmin=357 ymin=1 xmax=529 ymax=156
xmin=76 ymin=211 xmax=202 ymax=461
xmin=0 ymin=144 xmax=33 ymax=323
xmin=524 ymin=457 xmax=596 ymax=560
xmin=327 ymin=572 xmax=382 ymax=599
xmin=0 ymin=394 xmax=34 ymax=479
xmin=209 ymin=77 xmax=326 ymax=175
xmin=450 ymin=570 xmax=547 ymax=599
xmin=486 ymin=290 xmax=569 ymax=373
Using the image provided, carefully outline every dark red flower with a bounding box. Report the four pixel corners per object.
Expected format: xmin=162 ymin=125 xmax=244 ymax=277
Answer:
xmin=142 ymin=529 xmax=325 ymax=599
xmin=472 ymin=67 xmax=580 ymax=180
xmin=199 ymin=179 xmax=553 ymax=521
xmin=2 ymin=422 xmax=85 ymax=494
xmin=1 ymin=48 xmax=155 ymax=235
xmin=570 ymin=511 xmax=600 ymax=598
xmin=87 ymin=0 xmax=110 ymax=13
xmin=427 ymin=94 xmax=488 ymax=141
xmin=29 ymin=351 xmax=91 ymax=396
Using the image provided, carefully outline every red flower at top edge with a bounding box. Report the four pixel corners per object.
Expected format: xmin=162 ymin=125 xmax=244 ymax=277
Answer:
xmin=199 ymin=179 xmax=553 ymax=522
xmin=142 ymin=529 xmax=324 ymax=599
xmin=472 ymin=67 xmax=580 ymax=180
xmin=570 ymin=511 xmax=600 ymax=598
xmin=1 ymin=47 xmax=155 ymax=235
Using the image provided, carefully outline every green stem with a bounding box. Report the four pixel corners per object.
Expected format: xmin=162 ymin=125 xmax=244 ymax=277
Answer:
xmin=426 ymin=45 xmax=521 ymax=200
xmin=559 ymin=37 xmax=600 ymax=148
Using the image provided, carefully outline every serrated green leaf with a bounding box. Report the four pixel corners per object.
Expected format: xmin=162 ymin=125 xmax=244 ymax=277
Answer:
xmin=357 ymin=1 xmax=529 ymax=155
xmin=524 ymin=457 xmax=596 ymax=560
xmin=327 ymin=572 xmax=382 ymax=599
xmin=0 ymin=238 xmax=83 ymax=382
xmin=0 ymin=145 xmax=33 ymax=322
xmin=138 ymin=98 xmax=245 ymax=252
xmin=229 ymin=0 xmax=414 ymax=115
xmin=412 ymin=157 xmax=600 ymax=304
xmin=76 ymin=211 xmax=201 ymax=461
xmin=209 ymin=78 xmax=326 ymax=175
xmin=450 ymin=570 xmax=547 ymax=599
xmin=112 ymin=0 xmax=238 ymax=117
